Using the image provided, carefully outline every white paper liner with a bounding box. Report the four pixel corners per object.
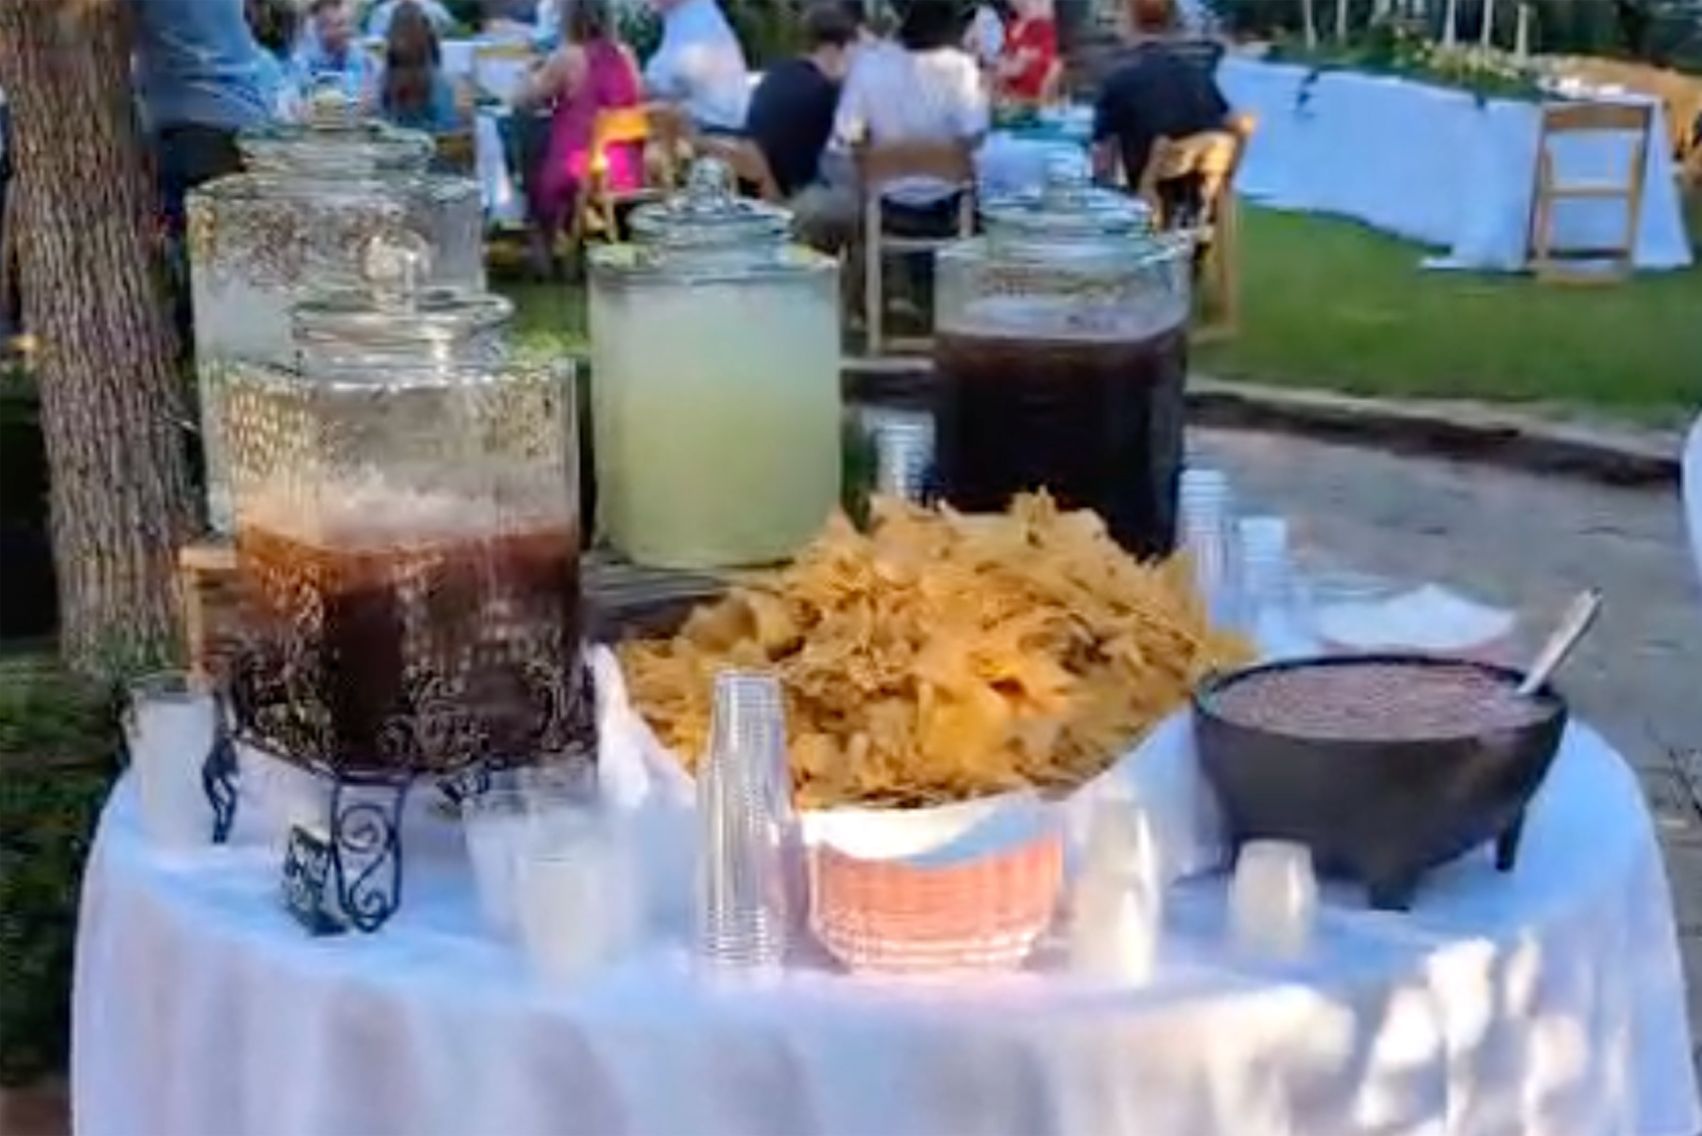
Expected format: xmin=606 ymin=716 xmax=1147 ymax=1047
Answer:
xmin=589 ymin=646 xmax=1226 ymax=882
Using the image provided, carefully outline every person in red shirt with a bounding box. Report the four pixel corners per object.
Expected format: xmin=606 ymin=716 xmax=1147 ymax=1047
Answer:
xmin=996 ymin=0 xmax=1058 ymax=103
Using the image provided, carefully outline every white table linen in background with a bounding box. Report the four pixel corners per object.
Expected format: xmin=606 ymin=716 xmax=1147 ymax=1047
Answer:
xmin=477 ymin=109 xmax=528 ymax=225
xmin=977 ymin=132 xmax=1089 ymax=200
xmin=1684 ymin=414 xmax=1702 ymax=596
xmin=1217 ymin=56 xmax=1694 ymax=272
xmin=73 ymin=723 xmax=1698 ymax=1136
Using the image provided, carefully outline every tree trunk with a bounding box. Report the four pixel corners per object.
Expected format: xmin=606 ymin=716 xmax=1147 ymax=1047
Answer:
xmin=0 ymin=0 xmax=197 ymax=677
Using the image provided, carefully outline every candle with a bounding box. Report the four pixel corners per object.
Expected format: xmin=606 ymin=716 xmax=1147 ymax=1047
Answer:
xmin=1514 ymin=2 xmax=1530 ymax=60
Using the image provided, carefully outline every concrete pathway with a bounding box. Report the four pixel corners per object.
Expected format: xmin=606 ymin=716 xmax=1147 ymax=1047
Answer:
xmin=1195 ymin=426 xmax=1702 ymax=1069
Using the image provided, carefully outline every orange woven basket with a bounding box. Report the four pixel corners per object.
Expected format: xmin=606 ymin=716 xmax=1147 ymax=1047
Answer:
xmin=809 ymin=832 xmax=1064 ymax=974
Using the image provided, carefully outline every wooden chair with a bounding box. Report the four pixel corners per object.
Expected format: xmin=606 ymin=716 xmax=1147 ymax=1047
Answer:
xmin=1138 ymin=119 xmax=1248 ymax=340
xmin=1526 ymin=101 xmax=1652 ymax=284
xmin=575 ymin=102 xmax=688 ymax=244
xmin=471 ymin=40 xmax=536 ymax=104
xmin=434 ymin=128 xmax=476 ymax=175
xmin=694 ymin=135 xmax=781 ymax=203
xmin=852 ymin=139 xmax=977 ymax=358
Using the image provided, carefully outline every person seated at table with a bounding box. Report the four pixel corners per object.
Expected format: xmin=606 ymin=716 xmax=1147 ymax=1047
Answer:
xmin=299 ymin=0 xmax=377 ymax=101
xmin=745 ymin=2 xmax=856 ymax=200
xmin=515 ymin=0 xmax=643 ymax=273
xmin=365 ymin=0 xmax=455 ymax=38
xmin=642 ymin=0 xmax=750 ymax=134
xmin=995 ymin=0 xmax=1056 ymax=102
xmin=131 ymin=0 xmax=283 ymax=227
xmin=371 ymin=0 xmax=469 ymax=134
xmin=832 ymin=0 xmax=988 ymax=237
xmin=1090 ymin=0 xmax=1227 ymax=192
xmin=248 ymin=0 xmax=303 ymax=64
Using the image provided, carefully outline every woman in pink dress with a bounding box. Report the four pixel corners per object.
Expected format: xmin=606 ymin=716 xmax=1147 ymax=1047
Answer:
xmin=516 ymin=0 xmax=643 ymax=273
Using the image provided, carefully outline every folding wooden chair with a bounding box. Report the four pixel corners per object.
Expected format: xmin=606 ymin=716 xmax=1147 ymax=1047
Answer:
xmin=1526 ymin=101 xmax=1652 ymax=284
xmin=434 ymin=128 xmax=476 ymax=175
xmin=576 ymin=102 xmax=687 ymax=244
xmin=694 ymin=135 xmax=782 ymax=203
xmin=1138 ymin=121 xmax=1246 ymax=340
xmin=471 ymin=40 xmax=536 ymax=105
xmin=852 ymin=139 xmax=977 ymax=358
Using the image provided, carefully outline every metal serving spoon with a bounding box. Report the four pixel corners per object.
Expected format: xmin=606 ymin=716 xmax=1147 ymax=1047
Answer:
xmin=1515 ymin=589 xmax=1603 ymax=697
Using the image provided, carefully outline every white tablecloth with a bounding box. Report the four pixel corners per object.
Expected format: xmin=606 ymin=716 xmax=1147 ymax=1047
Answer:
xmin=73 ymin=724 xmax=1698 ymax=1136
xmin=1218 ymin=57 xmax=1695 ymax=272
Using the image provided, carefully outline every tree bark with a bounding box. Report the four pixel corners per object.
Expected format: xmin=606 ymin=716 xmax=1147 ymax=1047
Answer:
xmin=0 ymin=0 xmax=197 ymax=676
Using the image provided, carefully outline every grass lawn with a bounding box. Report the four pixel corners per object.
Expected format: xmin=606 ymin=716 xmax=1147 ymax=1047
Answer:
xmin=1195 ymin=205 xmax=1702 ymax=422
xmin=495 ymin=199 xmax=1702 ymax=422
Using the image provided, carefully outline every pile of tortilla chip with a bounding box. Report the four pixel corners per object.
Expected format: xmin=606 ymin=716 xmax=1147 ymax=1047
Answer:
xmin=617 ymin=493 xmax=1253 ymax=810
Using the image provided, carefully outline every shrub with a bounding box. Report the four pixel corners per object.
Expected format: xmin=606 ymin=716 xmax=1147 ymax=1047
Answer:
xmin=0 ymin=656 xmax=120 ymax=1087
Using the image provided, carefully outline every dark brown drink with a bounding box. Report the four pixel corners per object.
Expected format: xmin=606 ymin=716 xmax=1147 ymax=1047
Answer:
xmin=933 ymin=327 xmax=1187 ymax=560
xmin=230 ymin=524 xmax=587 ymax=775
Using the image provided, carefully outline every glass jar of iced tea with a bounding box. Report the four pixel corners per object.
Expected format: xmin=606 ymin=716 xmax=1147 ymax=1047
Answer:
xmin=588 ymin=158 xmax=841 ymax=570
xmin=188 ymin=112 xmax=484 ymax=533
xmin=221 ymin=234 xmax=585 ymax=780
xmin=934 ymin=158 xmax=1192 ymax=559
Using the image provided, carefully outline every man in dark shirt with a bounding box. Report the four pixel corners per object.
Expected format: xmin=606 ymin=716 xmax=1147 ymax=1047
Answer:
xmin=744 ymin=1 xmax=857 ymax=199
xmin=1091 ymin=0 xmax=1229 ymax=191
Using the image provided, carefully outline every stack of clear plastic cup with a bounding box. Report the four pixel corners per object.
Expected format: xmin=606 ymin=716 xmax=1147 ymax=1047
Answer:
xmin=125 ymin=672 xmax=220 ymax=852
xmin=868 ymin=409 xmax=935 ymax=503
xmin=695 ymin=671 xmax=794 ymax=974
xmin=1237 ymin=515 xmax=1311 ymax=657
xmin=1179 ymin=468 xmax=1240 ymax=628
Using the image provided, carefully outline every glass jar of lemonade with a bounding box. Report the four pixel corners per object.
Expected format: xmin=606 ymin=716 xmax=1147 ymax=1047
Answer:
xmin=588 ymin=159 xmax=841 ymax=569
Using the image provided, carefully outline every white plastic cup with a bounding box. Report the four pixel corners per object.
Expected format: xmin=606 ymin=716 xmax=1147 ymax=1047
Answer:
xmin=463 ymin=785 xmax=532 ymax=938
xmin=1229 ymin=839 xmax=1319 ymax=960
xmin=1070 ymin=794 xmax=1166 ymax=983
xmin=126 ymin=673 xmax=218 ymax=852
xmin=516 ymin=806 xmax=639 ymax=983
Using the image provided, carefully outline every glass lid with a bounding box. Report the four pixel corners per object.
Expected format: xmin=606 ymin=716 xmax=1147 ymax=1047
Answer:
xmin=981 ymin=153 xmax=1153 ymax=242
xmin=293 ymin=233 xmax=511 ymax=358
xmin=628 ymin=158 xmax=792 ymax=252
xmin=238 ymin=95 xmax=434 ymax=176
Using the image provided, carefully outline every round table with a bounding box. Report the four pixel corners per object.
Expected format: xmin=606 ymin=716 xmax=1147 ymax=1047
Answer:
xmin=73 ymin=725 xmax=1698 ymax=1136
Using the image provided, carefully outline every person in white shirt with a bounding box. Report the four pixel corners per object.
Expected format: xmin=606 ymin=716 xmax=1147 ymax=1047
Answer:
xmin=964 ymin=0 xmax=1009 ymax=68
xmin=832 ymin=0 xmax=988 ymax=216
xmin=642 ymin=0 xmax=750 ymax=133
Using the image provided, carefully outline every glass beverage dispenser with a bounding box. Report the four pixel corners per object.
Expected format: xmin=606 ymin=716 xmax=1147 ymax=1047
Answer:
xmin=188 ymin=117 xmax=484 ymax=533
xmin=933 ymin=161 xmax=1192 ymax=559
xmin=221 ymin=236 xmax=586 ymax=783
xmin=588 ymin=159 xmax=841 ymax=570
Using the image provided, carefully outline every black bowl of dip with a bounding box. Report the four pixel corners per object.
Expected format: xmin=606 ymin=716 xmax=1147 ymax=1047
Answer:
xmin=1193 ymin=653 xmax=1567 ymax=910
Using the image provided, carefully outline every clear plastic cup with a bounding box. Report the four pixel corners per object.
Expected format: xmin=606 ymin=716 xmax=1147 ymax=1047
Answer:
xmin=125 ymin=672 xmax=219 ymax=852
xmin=1229 ymin=839 xmax=1319 ymax=960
